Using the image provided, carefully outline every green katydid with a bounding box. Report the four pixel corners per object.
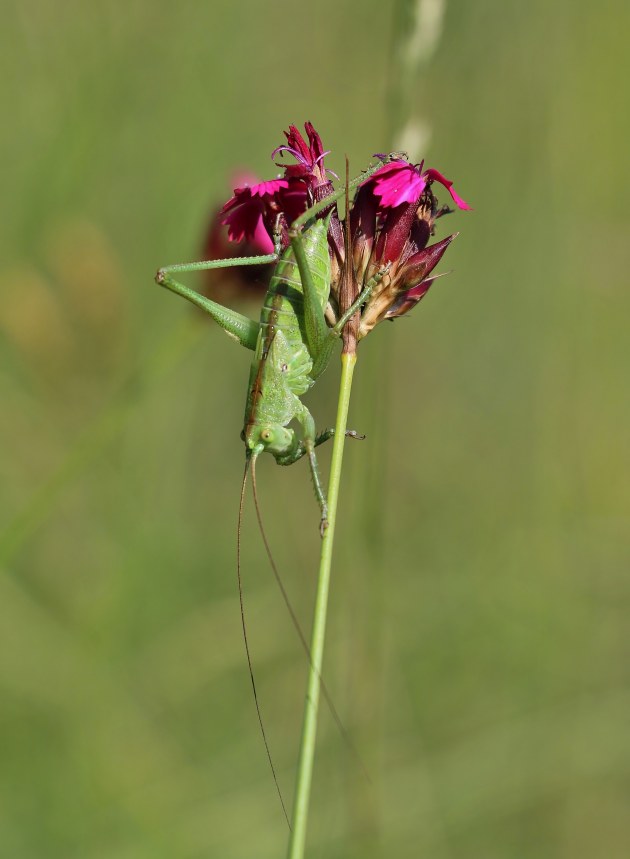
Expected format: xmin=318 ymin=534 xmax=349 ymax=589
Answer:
xmin=155 ymin=157 xmax=392 ymax=824
xmin=155 ymin=125 xmax=469 ymax=828
xmin=155 ymin=158 xmax=390 ymax=535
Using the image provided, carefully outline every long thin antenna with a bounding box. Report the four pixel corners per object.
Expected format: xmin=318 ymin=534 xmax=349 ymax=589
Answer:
xmin=251 ymin=457 xmax=371 ymax=783
xmin=237 ymin=453 xmax=291 ymax=829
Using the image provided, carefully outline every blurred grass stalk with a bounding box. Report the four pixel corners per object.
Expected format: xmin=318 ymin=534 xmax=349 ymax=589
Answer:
xmin=386 ymin=0 xmax=446 ymax=151
xmin=344 ymin=0 xmax=449 ymax=852
xmin=286 ymin=4 xmax=448 ymax=855
xmin=359 ymin=0 xmax=447 ymax=578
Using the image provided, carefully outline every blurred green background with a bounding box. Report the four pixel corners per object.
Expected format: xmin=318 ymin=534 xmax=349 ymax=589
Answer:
xmin=1 ymin=0 xmax=629 ymax=857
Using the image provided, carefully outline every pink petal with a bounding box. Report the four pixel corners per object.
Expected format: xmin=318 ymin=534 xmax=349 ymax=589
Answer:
xmin=286 ymin=124 xmax=311 ymax=161
xmin=221 ymin=195 xmax=270 ymax=248
xmin=371 ymin=161 xmax=426 ymax=208
xmin=423 ymin=168 xmax=472 ymax=210
xmin=277 ymin=181 xmax=309 ymax=224
xmin=220 ymin=180 xmax=286 ymax=251
xmin=446 ymin=186 xmax=471 ymax=210
xmin=304 ymin=121 xmax=325 ymax=162
xmin=250 ymin=216 xmax=275 ymax=254
xmin=248 ymin=178 xmax=289 ymax=197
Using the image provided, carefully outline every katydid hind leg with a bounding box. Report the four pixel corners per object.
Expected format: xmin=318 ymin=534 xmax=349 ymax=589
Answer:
xmin=159 ymin=252 xmax=278 ymax=277
xmin=156 ymin=252 xmax=278 ymax=350
xmin=156 ymin=270 xmax=261 ymax=349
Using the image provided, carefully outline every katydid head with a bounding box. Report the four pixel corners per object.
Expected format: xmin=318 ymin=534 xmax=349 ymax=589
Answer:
xmin=244 ymin=423 xmax=295 ymax=457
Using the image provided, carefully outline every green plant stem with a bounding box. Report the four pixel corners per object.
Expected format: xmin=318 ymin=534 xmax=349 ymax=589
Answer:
xmin=287 ymin=350 xmax=357 ymax=859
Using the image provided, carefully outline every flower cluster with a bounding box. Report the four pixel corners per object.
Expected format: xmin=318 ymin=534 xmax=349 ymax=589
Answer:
xmin=217 ymin=122 xmax=469 ymax=338
xmin=349 ymin=158 xmax=469 ymax=336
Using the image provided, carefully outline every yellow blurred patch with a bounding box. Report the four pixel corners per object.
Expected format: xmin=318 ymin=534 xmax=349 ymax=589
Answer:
xmin=2 ymin=265 xmax=74 ymax=370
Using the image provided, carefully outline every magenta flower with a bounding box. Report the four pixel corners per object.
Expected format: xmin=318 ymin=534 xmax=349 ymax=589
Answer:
xmin=273 ymin=122 xmax=345 ymax=255
xmin=221 ymin=122 xmax=345 ymax=260
xmin=220 ymin=176 xmax=308 ymax=254
xmin=346 ymin=158 xmax=469 ymax=336
xmin=370 ymin=160 xmax=471 ymax=211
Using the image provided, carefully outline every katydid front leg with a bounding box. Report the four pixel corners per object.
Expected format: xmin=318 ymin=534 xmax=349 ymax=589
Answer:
xmin=279 ymin=408 xmax=365 ymax=534
xmin=289 ymin=225 xmax=330 ymax=363
xmin=276 ymin=427 xmax=365 ymax=465
xmin=156 ymin=252 xmax=278 ymax=350
xmin=296 ymin=404 xmax=329 ymax=535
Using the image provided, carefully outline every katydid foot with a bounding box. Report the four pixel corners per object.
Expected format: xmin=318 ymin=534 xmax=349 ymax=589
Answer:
xmin=313 ymin=428 xmax=366 ymax=445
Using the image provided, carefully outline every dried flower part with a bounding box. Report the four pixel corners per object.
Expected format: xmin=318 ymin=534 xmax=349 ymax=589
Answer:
xmin=359 ymin=234 xmax=455 ymax=335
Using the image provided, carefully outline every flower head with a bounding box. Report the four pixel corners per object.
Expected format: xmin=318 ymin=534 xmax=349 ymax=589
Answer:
xmin=272 ymin=122 xmax=333 ymax=192
xmin=340 ymin=157 xmax=470 ymax=337
xmin=217 ymin=125 xmax=469 ymax=341
xmin=221 ymin=122 xmax=345 ymax=261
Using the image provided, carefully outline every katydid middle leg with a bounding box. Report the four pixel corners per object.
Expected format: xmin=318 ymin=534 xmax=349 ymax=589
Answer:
xmin=277 ymin=407 xmax=365 ymax=534
xmin=331 ymin=264 xmax=392 ymax=334
xmin=291 ymin=404 xmax=330 ymax=534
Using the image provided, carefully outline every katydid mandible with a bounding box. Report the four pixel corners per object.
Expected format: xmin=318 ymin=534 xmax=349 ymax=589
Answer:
xmin=155 ymin=160 xmax=388 ymax=534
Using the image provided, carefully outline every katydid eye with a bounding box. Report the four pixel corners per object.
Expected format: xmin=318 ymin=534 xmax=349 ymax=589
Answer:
xmin=261 ymin=429 xmax=272 ymax=441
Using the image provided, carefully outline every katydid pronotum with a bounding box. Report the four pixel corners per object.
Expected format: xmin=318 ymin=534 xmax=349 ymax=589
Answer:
xmin=156 ymin=156 xmax=393 ymax=824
